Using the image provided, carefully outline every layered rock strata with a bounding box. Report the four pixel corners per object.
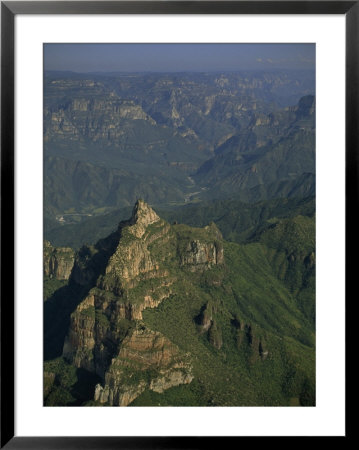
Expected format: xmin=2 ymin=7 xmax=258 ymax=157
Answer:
xmin=44 ymin=241 xmax=75 ymax=280
xmin=63 ymin=200 xmax=224 ymax=405
xmin=94 ymin=325 xmax=193 ymax=406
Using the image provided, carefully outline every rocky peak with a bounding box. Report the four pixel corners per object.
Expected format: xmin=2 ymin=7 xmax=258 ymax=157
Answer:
xmin=62 ymin=201 xmax=228 ymax=405
xmin=128 ymin=199 xmax=160 ymax=238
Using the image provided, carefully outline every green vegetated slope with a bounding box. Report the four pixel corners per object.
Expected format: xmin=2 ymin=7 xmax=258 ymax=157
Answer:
xmin=194 ymin=95 xmax=315 ymax=202
xmin=253 ymin=214 xmax=316 ymax=324
xmin=45 ymin=195 xmax=314 ymax=249
xmin=44 ymin=357 xmax=101 ymax=406
xmin=135 ymin=241 xmax=315 ymax=406
xmin=44 ymin=201 xmax=315 ymax=407
xmin=44 ymin=153 xmax=194 ymax=219
xmin=132 ymin=214 xmax=315 ymax=406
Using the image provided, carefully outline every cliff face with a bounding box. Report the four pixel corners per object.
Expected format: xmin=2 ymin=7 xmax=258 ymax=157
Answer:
xmin=44 ymin=241 xmax=75 ymax=280
xmin=94 ymin=326 xmax=193 ymax=406
xmin=179 ymin=238 xmax=224 ymax=270
xmin=45 ymin=73 xmax=314 ymax=152
xmin=63 ymin=200 xmax=223 ymax=405
xmin=45 ymin=90 xmax=155 ymax=143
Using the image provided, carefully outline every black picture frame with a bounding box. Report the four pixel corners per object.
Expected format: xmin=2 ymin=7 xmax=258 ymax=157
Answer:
xmin=1 ymin=1 xmax=354 ymax=447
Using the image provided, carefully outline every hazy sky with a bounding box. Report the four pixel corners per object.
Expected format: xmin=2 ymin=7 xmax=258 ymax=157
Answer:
xmin=44 ymin=43 xmax=315 ymax=73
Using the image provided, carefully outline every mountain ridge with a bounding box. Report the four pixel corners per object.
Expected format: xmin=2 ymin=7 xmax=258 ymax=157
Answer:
xmin=44 ymin=200 xmax=315 ymax=407
xmin=44 ymin=72 xmax=315 ymax=219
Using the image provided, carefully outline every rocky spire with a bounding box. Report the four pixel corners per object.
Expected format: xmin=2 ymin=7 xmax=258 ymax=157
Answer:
xmin=129 ymin=199 xmax=160 ymax=238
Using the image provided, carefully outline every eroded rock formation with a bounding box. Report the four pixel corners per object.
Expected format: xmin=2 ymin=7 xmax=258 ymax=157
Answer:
xmin=94 ymin=325 xmax=193 ymax=406
xmin=44 ymin=241 xmax=75 ymax=280
xmin=63 ymin=200 xmax=224 ymax=405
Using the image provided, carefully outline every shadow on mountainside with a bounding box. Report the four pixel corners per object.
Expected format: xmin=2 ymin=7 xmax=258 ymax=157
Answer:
xmin=44 ymin=282 xmax=89 ymax=361
xmin=44 ymin=226 xmax=124 ymax=361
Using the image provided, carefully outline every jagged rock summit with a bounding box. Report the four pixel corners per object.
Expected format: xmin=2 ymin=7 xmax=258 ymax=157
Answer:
xmin=62 ymin=199 xmax=224 ymax=405
xmin=128 ymin=198 xmax=161 ymax=237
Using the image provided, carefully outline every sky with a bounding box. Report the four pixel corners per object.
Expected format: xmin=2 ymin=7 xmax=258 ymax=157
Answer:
xmin=44 ymin=43 xmax=315 ymax=73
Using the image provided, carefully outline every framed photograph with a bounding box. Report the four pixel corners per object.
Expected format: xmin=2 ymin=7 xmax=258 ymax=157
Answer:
xmin=1 ymin=1 xmax=353 ymax=447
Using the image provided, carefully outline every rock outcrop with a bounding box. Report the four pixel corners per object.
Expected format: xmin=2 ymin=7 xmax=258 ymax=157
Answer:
xmin=63 ymin=200 xmax=224 ymax=405
xmin=94 ymin=325 xmax=193 ymax=406
xmin=197 ymin=301 xmax=223 ymax=349
xmin=208 ymin=321 xmax=223 ymax=350
xmin=180 ymin=239 xmax=223 ymax=270
xmin=44 ymin=241 xmax=75 ymax=280
xmin=45 ymin=92 xmax=155 ymax=143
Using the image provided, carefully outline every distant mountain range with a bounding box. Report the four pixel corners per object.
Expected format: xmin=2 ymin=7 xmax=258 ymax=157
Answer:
xmin=44 ymin=71 xmax=315 ymax=220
